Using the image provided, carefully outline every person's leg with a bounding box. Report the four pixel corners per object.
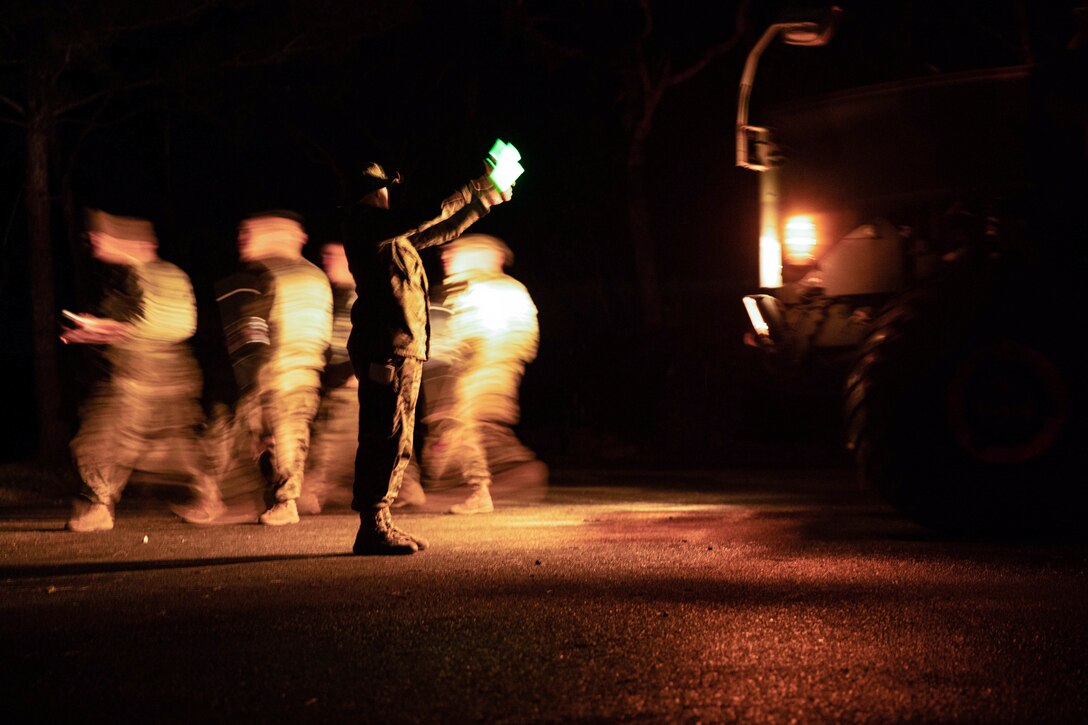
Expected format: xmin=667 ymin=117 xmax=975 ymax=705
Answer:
xmin=449 ymin=417 xmax=494 ymax=514
xmin=259 ymin=387 xmax=320 ymax=525
xmin=352 ymin=356 xmax=427 ymax=554
xmin=67 ymin=386 xmax=144 ymax=531
xmin=449 ymin=367 xmax=494 ymax=514
xmin=206 ymin=393 xmax=266 ymax=521
xmin=301 ymin=384 xmax=360 ymax=512
xmin=131 ymin=392 xmax=227 ymax=525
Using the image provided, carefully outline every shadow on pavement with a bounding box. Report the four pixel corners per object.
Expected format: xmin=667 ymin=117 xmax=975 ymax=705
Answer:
xmin=0 ymin=552 xmax=355 ymax=580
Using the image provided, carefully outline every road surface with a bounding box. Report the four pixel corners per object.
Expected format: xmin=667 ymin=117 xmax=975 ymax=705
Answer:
xmin=2 ymin=466 xmax=1086 ymax=723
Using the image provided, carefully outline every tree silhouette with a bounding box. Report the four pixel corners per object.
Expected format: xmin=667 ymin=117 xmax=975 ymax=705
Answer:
xmin=1 ymin=2 xmax=219 ymax=463
xmin=0 ymin=0 xmax=412 ymax=464
xmin=505 ymin=0 xmax=751 ymax=330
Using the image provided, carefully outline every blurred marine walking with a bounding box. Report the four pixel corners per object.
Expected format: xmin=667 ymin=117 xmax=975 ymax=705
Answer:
xmin=214 ymin=210 xmax=333 ymax=526
xmin=299 ymin=242 xmax=360 ymax=513
xmin=64 ymin=209 xmax=224 ymax=532
xmin=434 ymin=233 xmax=544 ymax=514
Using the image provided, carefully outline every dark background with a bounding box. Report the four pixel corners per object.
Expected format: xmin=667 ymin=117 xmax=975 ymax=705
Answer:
xmin=2 ymin=0 xmax=1082 ymax=468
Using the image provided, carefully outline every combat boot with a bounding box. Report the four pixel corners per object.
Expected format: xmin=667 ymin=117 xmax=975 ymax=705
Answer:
xmin=66 ymin=500 xmax=114 ymax=532
xmin=259 ymin=499 xmax=300 ymax=526
xmin=353 ymin=507 xmax=427 ymax=555
xmin=449 ymin=485 xmax=494 ymax=515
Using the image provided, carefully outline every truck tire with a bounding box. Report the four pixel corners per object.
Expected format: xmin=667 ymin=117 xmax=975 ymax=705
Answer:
xmin=843 ymin=264 xmax=1081 ymax=535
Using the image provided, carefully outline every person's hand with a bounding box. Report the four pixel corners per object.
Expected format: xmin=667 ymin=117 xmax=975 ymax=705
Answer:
xmin=59 ymin=312 xmax=132 ymax=345
xmin=480 ymin=183 xmax=513 ymax=206
xmin=473 ymin=170 xmax=513 ymax=207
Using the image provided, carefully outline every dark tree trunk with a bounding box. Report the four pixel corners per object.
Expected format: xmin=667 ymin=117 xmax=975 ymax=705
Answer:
xmin=26 ymin=89 xmax=68 ymax=465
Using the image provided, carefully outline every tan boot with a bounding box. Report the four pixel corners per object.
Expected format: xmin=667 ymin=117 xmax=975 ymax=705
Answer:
xmin=258 ymin=499 xmax=300 ymax=526
xmin=353 ymin=507 xmax=426 ymax=555
xmin=449 ymin=485 xmax=494 ymax=515
xmin=66 ymin=501 xmax=114 ymax=532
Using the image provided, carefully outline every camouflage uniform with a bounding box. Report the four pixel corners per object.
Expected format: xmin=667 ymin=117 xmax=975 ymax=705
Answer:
xmin=216 ymin=256 xmax=333 ymax=505
xmin=425 ymin=266 xmax=541 ymax=488
xmin=345 ymin=184 xmax=495 ymax=512
xmin=303 ymin=282 xmax=359 ymax=507
xmin=70 ymin=259 xmax=217 ymax=507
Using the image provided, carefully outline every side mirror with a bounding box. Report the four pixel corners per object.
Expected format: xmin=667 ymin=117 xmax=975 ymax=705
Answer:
xmin=781 ymin=5 xmax=842 ymax=46
xmin=736 ymin=5 xmax=842 ymax=169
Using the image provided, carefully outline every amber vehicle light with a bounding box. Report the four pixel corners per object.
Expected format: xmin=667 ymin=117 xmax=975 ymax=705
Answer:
xmin=783 ymin=215 xmax=818 ymax=264
xmin=743 ymin=295 xmax=771 ymax=338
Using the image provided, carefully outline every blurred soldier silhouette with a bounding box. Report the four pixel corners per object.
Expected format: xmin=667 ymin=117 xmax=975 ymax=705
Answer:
xmin=63 ymin=209 xmax=224 ymax=532
xmin=298 ymin=242 xmax=359 ymax=514
xmin=401 ymin=233 xmax=546 ymax=513
xmin=213 ymin=210 xmax=333 ymax=526
xmin=342 ymin=160 xmax=512 ymax=555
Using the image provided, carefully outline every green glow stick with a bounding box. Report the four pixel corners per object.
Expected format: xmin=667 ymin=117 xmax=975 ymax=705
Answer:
xmin=487 ymin=139 xmax=524 ymax=192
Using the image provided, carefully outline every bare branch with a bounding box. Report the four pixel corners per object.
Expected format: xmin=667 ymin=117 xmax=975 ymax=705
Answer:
xmin=638 ymin=0 xmax=654 ymax=45
xmin=668 ymin=0 xmax=750 ymax=87
xmin=97 ymin=1 xmax=217 ymax=36
xmin=226 ymin=38 xmax=306 ymax=68
xmin=0 ymin=93 xmax=24 ymax=117
xmin=53 ymin=78 xmax=156 ymax=116
xmin=284 ymin=119 xmax=349 ymax=200
xmin=221 ymin=27 xmax=363 ymax=68
xmin=62 ymin=93 xmax=115 ymax=181
xmin=505 ymin=1 xmax=584 ymax=61
xmin=635 ymin=0 xmax=654 ymax=97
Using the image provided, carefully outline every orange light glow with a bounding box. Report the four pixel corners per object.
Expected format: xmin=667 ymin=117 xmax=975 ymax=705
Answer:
xmin=759 ymin=233 xmax=783 ymax=288
xmin=742 ymin=296 xmax=771 ymax=337
xmin=783 ymin=215 xmax=818 ymax=264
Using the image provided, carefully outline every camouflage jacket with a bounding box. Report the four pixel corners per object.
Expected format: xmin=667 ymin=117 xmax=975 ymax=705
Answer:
xmin=345 ymin=184 xmax=493 ymax=361
xmin=100 ymin=259 xmax=202 ymax=399
xmin=257 ymin=256 xmax=333 ymax=394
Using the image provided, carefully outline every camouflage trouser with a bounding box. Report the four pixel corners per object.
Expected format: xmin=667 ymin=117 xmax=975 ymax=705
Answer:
xmin=70 ymin=383 xmax=216 ymax=506
xmin=454 ymin=372 xmax=495 ymax=490
xmin=304 ymin=383 xmax=359 ymax=501
xmin=415 ymin=358 xmax=535 ymax=489
xmin=232 ymin=386 xmax=321 ymax=502
xmin=352 ymin=356 xmax=422 ymax=511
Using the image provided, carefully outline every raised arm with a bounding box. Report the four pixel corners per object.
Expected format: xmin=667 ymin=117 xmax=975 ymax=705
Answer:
xmin=408 ymin=169 xmax=513 ymax=252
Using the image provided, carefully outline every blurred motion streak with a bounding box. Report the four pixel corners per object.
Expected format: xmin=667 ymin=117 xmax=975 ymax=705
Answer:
xmin=299 ymin=242 xmax=359 ymax=514
xmin=404 ymin=234 xmax=547 ymax=509
xmin=63 ymin=209 xmax=223 ymax=532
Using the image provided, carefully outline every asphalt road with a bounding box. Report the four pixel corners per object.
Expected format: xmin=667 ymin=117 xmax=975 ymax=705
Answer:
xmin=2 ymin=467 xmax=1086 ymax=723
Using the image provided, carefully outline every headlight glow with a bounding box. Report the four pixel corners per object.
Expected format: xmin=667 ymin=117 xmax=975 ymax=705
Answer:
xmin=783 ymin=215 xmax=818 ymax=264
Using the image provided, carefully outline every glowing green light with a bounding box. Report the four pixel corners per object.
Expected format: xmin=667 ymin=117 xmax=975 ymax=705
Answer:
xmin=487 ymin=139 xmax=524 ymax=193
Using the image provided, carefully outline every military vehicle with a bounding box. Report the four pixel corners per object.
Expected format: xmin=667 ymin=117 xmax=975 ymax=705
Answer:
xmin=737 ymin=5 xmax=1087 ymax=533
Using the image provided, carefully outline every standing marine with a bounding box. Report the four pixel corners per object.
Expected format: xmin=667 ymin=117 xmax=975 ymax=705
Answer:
xmin=342 ymin=160 xmax=513 ymax=555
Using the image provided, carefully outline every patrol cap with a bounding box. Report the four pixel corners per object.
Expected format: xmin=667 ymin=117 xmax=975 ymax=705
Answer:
xmin=355 ymin=162 xmax=402 ymax=199
xmin=239 ymin=209 xmax=308 ymax=258
xmin=84 ymin=208 xmax=157 ymax=244
xmin=446 ymin=233 xmax=514 ymax=267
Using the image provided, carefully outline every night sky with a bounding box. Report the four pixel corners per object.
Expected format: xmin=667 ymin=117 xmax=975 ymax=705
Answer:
xmin=2 ymin=0 xmax=1084 ymax=464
